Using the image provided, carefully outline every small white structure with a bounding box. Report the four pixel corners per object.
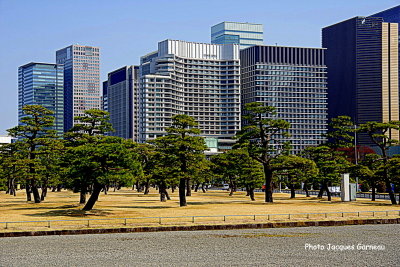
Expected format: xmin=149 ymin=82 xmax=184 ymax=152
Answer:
xmin=0 ymin=135 xmax=15 ymax=145
xmin=341 ymin=173 xmax=350 ymax=202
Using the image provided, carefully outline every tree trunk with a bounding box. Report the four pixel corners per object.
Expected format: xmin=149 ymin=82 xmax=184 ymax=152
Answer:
xmin=290 ymin=183 xmax=295 ymax=199
xmin=201 ymin=183 xmax=206 ymax=193
xmin=159 ymin=182 xmax=167 ymax=202
xmin=317 ymin=185 xmax=324 ymax=198
xmin=103 ymin=185 xmax=108 ymax=195
xmin=40 ymin=183 xmax=47 ymax=201
xmin=80 ymin=191 xmax=86 ymax=204
xmin=171 ymin=186 xmax=175 ymax=193
xmin=179 ymin=178 xmax=187 ymax=207
xmin=31 ymin=180 xmax=41 ymax=203
xmin=8 ymin=178 xmax=16 ymax=196
xmin=249 ymin=188 xmax=255 ymax=201
xmin=263 ymin=165 xmax=273 ymax=202
xmin=371 ymin=185 xmax=376 ymax=201
xmin=57 ymin=184 xmax=62 ymax=192
xmin=144 ymin=180 xmax=150 ymax=195
xmin=80 ymin=183 xmax=87 ymax=204
xmin=160 ymin=188 xmax=166 ymax=202
xmin=83 ymin=182 xmax=102 ymax=211
xmin=229 ymin=187 xmax=234 ymax=196
xmin=25 ymin=182 xmax=31 ymax=201
xmin=304 ymin=182 xmax=310 ymax=197
xmin=186 ymin=178 xmax=191 ymax=196
xmin=194 ymin=183 xmax=200 ymax=192
xmin=10 ymin=179 xmax=16 ymax=196
xmin=166 ymin=189 xmax=171 ymax=200
xmin=52 ymin=186 xmax=56 ymax=192
xmin=385 ymin=181 xmax=397 ymax=205
xmin=135 ymin=181 xmax=141 ymax=192
xmin=229 ymin=177 xmax=234 ymax=196
xmin=245 ymin=186 xmax=250 ymax=196
xmin=323 ymin=182 xmax=331 ymax=201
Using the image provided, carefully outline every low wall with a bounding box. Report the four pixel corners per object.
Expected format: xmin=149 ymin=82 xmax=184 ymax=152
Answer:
xmin=1 ymin=218 xmax=399 ymax=238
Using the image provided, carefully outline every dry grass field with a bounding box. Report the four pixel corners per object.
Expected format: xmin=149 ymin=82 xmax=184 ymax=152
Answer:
xmin=0 ymin=188 xmax=399 ymax=231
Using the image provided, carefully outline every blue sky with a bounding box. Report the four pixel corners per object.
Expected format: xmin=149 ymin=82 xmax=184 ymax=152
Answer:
xmin=0 ymin=0 xmax=398 ymax=134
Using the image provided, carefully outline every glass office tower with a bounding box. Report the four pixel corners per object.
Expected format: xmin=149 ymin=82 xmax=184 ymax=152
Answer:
xmin=240 ymin=45 xmax=328 ymax=154
xmin=56 ymin=45 xmax=101 ymax=132
xmin=103 ymin=66 xmax=140 ymax=140
xmin=370 ymin=5 xmax=400 ymax=23
xmin=139 ymin=40 xmax=241 ymax=146
xmin=323 ymin=17 xmax=399 ymax=145
xmin=211 ymin=22 xmax=263 ymax=49
xmin=18 ymin=62 xmax=64 ymax=135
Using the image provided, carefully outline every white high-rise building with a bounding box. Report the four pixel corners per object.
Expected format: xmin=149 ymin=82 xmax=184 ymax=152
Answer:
xmin=139 ymin=40 xmax=241 ymax=146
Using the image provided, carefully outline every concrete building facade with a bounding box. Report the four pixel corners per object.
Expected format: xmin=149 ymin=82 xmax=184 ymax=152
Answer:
xmin=139 ymin=40 xmax=241 ymax=145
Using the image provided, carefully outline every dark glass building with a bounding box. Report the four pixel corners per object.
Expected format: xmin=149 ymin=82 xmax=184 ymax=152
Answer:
xmin=18 ymin=62 xmax=64 ymax=136
xmin=370 ymin=5 xmax=400 ymax=23
xmin=322 ymin=17 xmax=399 ymax=144
xmin=103 ymin=66 xmax=139 ymax=140
xmin=240 ymin=45 xmax=328 ymax=154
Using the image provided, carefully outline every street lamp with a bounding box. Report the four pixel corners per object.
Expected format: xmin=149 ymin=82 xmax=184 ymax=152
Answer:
xmin=354 ymin=124 xmax=359 ymax=191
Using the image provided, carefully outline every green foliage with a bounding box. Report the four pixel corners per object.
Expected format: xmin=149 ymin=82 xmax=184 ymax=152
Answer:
xmin=388 ymin=156 xmax=400 ymax=189
xmin=351 ymin=154 xmax=383 ymax=188
xmin=212 ymin=148 xmax=263 ymax=191
xmin=273 ymin=155 xmax=318 ymax=186
xmin=6 ymin=105 xmax=58 ymax=202
xmin=237 ymin=102 xmax=291 ymax=161
xmin=324 ymin=116 xmax=355 ymax=149
xmin=66 ymin=109 xmax=114 ymax=141
xmin=358 ymin=121 xmax=400 ymax=204
xmin=67 ymin=136 xmax=138 ymax=185
xmin=358 ymin=121 xmax=400 ymax=155
xmin=302 ymin=146 xmax=351 ymax=185
xmin=151 ymin=114 xmax=206 ymax=206
xmin=236 ymin=102 xmax=291 ymax=202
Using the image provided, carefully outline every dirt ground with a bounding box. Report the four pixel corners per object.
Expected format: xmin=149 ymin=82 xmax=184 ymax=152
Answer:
xmin=1 ymin=188 xmax=398 ymax=223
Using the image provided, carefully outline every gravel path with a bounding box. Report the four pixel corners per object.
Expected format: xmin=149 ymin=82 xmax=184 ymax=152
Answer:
xmin=0 ymin=224 xmax=399 ymax=267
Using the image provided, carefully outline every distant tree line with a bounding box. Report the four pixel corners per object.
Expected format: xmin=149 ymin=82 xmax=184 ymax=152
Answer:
xmin=0 ymin=104 xmax=399 ymax=210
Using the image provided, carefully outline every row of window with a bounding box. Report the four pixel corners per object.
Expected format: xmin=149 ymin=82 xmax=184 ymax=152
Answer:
xmin=256 ymin=65 xmax=326 ymax=71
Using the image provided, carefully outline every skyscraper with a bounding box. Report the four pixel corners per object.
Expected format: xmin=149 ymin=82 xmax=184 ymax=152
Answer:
xmin=103 ymin=65 xmax=140 ymax=140
xmin=18 ymin=62 xmax=64 ymax=135
xmin=370 ymin=5 xmax=400 ymax=118
xmin=211 ymin=22 xmax=263 ymax=49
xmin=240 ymin=45 xmax=328 ymax=153
xmin=139 ymin=40 xmax=241 ymax=145
xmin=322 ymin=17 xmax=399 ymax=144
xmin=370 ymin=5 xmax=400 ymax=23
xmin=56 ymin=45 xmax=101 ymax=132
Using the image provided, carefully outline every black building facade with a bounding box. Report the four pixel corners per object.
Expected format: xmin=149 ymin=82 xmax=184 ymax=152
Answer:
xmin=322 ymin=17 xmax=399 ymax=144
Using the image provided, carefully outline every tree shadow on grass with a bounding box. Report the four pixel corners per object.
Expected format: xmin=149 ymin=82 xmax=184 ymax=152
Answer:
xmin=13 ymin=204 xmax=79 ymax=210
xmin=111 ymin=206 xmax=174 ymax=209
xmin=352 ymin=201 xmax=398 ymax=207
xmin=24 ymin=208 xmax=112 ymax=217
xmin=185 ymin=200 xmax=246 ymax=206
